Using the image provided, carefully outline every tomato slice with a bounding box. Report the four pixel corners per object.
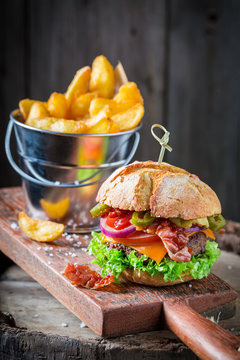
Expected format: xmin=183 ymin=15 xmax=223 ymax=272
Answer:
xmin=111 ymin=231 xmax=161 ymax=246
xmin=105 ymin=209 xmax=132 ymax=230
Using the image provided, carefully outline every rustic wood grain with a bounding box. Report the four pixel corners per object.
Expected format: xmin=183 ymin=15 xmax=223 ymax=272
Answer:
xmin=166 ymin=0 xmax=240 ymax=221
xmin=0 ymin=187 xmax=238 ymax=340
xmin=1 ymin=0 xmax=240 ymax=221
xmin=1 ymin=249 xmax=239 ymax=360
xmin=0 ymin=0 xmax=25 ymax=188
xmin=27 ymin=0 xmax=166 ymax=163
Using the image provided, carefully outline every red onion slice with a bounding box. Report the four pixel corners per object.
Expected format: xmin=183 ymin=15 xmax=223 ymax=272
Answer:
xmin=100 ymin=217 xmax=136 ymax=238
xmin=184 ymin=225 xmax=206 ymax=233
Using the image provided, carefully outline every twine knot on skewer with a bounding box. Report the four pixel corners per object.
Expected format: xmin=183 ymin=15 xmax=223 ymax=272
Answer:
xmin=151 ymin=124 xmax=173 ymax=164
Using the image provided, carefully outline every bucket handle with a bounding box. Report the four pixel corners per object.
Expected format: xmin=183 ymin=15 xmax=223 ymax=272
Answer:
xmin=5 ymin=118 xmax=140 ymax=188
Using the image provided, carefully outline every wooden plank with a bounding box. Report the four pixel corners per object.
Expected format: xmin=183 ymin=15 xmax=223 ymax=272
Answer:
xmin=1 ymin=248 xmax=239 ymax=360
xmin=166 ymin=0 xmax=240 ymax=221
xmin=0 ymin=0 xmax=25 ymax=187
xmin=27 ymin=0 xmax=166 ymax=161
xmin=0 ymin=187 xmax=238 ymax=338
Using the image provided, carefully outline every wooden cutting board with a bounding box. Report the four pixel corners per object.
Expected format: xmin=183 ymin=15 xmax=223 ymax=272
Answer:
xmin=0 ymin=187 xmax=239 ymax=359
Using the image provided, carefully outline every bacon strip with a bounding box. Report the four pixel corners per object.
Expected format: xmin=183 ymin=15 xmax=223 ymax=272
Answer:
xmin=156 ymin=220 xmax=192 ymax=262
xmin=62 ymin=264 xmax=114 ymax=289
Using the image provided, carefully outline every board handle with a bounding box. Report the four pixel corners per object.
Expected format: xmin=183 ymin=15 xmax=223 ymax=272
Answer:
xmin=163 ymin=300 xmax=240 ymax=360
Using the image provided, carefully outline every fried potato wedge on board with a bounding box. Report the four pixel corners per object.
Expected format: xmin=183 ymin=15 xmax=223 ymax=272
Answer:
xmin=71 ymin=92 xmax=97 ymax=118
xmin=48 ymin=92 xmax=68 ymax=118
xmin=111 ymin=103 xmax=144 ymax=131
xmin=40 ymin=198 xmax=70 ymax=220
xmin=65 ymin=66 xmax=91 ymax=105
xmin=19 ymin=212 xmax=64 ymax=242
xmin=89 ymin=55 xmax=115 ymax=98
xmin=27 ymin=102 xmax=49 ymax=121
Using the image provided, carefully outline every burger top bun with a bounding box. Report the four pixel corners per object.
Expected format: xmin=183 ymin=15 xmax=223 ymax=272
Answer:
xmin=121 ymin=268 xmax=193 ymax=287
xmin=97 ymin=161 xmax=221 ymax=220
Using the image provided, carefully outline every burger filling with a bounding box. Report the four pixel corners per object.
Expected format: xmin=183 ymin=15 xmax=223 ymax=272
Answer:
xmin=88 ymin=204 xmax=225 ymax=282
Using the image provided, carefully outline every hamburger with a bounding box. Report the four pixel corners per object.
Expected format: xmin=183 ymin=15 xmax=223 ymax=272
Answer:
xmin=88 ymin=161 xmax=225 ymax=286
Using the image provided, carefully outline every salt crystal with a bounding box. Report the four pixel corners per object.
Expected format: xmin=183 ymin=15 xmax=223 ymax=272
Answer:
xmin=74 ymin=180 xmax=79 ymax=185
xmin=33 ymin=314 xmax=39 ymax=318
xmin=84 ymin=235 xmax=89 ymax=240
xmin=11 ymin=223 xmax=19 ymax=230
xmin=66 ymin=235 xmax=73 ymax=241
xmin=48 ymin=261 xmax=52 ymax=265
xmin=231 ymin=328 xmax=235 ymax=331
xmin=71 ymin=254 xmax=76 ymax=258
xmin=77 ymin=241 xmax=82 ymax=245
xmin=82 ymin=248 xmax=87 ymax=252
xmin=73 ymin=234 xmax=79 ymax=239
xmin=80 ymin=321 xmax=86 ymax=328
xmin=62 ymin=232 xmax=68 ymax=237
xmin=189 ymin=284 xmax=192 ymax=288
xmin=65 ymin=253 xmax=69 ymax=256
xmin=37 ymin=246 xmax=41 ymax=251
xmin=55 ymin=181 xmax=61 ymax=185
xmin=61 ymin=322 xmax=68 ymax=327
xmin=73 ymin=244 xmax=80 ymax=248
xmin=227 ymin=265 xmax=232 ymax=270
xmin=48 ymin=247 xmax=53 ymax=251
xmin=49 ymin=253 xmax=54 ymax=257
xmin=67 ymin=219 xmax=74 ymax=225
xmin=68 ymin=252 xmax=72 ymax=255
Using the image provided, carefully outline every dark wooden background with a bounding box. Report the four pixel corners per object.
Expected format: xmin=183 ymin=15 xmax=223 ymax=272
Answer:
xmin=1 ymin=0 xmax=240 ymax=221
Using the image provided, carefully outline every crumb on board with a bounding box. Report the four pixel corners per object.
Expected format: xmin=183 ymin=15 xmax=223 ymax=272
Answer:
xmin=10 ymin=223 xmax=19 ymax=230
xmin=61 ymin=322 xmax=68 ymax=327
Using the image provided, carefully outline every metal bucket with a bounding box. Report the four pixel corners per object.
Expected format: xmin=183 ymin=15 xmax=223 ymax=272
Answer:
xmin=5 ymin=110 xmax=141 ymax=233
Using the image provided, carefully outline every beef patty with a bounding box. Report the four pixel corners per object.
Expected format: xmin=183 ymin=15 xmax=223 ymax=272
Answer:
xmin=106 ymin=231 xmax=208 ymax=262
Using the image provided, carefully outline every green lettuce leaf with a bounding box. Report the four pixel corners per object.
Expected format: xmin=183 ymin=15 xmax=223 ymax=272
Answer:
xmin=88 ymin=232 xmax=221 ymax=282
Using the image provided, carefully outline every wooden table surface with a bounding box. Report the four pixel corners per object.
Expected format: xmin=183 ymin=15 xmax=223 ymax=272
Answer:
xmin=0 ymin=187 xmax=239 ymax=359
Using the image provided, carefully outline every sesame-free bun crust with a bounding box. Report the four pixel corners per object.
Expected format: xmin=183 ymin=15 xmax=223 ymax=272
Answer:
xmin=121 ymin=268 xmax=193 ymax=287
xmin=96 ymin=161 xmax=221 ymax=219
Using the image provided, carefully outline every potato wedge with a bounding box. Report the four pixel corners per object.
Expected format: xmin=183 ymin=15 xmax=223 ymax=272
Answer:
xmin=25 ymin=117 xmax=55 ymax=130
xmin=114 ymin=82 xmax=143 ymax=104
xmin=65 ymin=66 xmax=91 ymax=105
xmin=48 ymin=92 xmax=68 ymax=118
xmin=108 ymin=121 xmax=120 ymax=133
xmin=71 ymin=92 xmax=97 ymax=118
xmin=89 ymin=98 xmax=117 ymax=117
xmin=89 ymin=55 xmax=115 ymax=98
xmin=111 ymin=103 xmax=144 ymax=131
xmin=40 ymin=197 xmax=70 ymax=220
xmin=50 ymin=119 xmax=87 ymax=134
xmin=27 ymin=102 xmax=49 ymax=121
xmin=86 ymin=108 xmax=112 ymax=134
xmin=19 ymin=212 xmax=64 ymax=242
xmin=19 ymin=99 xmax=41 ymax=120
xmin=26 ymin=117 xmax=87 ymax=133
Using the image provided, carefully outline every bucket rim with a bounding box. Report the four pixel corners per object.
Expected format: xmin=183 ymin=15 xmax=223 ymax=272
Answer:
xmin=10 ymin=109 xmax=142 ymax=138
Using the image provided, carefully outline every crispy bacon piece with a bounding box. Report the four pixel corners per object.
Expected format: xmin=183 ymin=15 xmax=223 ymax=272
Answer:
xmin=156 ymin=220 xmax=192 ymax=262
xmin=62 ymin=263 xmax=114 ymax=289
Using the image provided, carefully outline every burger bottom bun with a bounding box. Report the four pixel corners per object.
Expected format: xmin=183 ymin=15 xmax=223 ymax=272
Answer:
xmin=121 ymin=269 xmax=193 ymax=287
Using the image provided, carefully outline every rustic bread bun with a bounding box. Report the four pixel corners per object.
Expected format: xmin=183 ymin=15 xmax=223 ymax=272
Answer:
xmin=96 ymin=161 xmax=221 ymax=219
xmin=121 ymin=268 xmax=193 ymax=287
